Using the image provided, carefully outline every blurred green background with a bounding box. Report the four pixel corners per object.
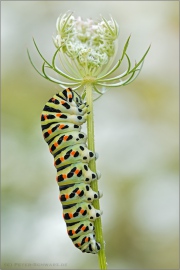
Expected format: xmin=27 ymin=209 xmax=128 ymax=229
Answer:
xmin=1 ymin=1 xmax=179 ymax=269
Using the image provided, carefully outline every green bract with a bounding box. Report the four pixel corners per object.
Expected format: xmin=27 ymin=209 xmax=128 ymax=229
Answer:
xmin=27 ymin=12 xmax=150 ymax=100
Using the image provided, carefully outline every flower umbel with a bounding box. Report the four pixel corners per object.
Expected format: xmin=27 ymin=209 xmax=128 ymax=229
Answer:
xmin=27 ymin=11 xmax=150 ymax=99
xmin=54 ymin=13 xmax=118 ymax=60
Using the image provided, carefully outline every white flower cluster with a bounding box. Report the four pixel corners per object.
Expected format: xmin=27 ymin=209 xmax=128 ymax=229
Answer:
xmin=53 ymin=12 xmax=119 ymax=71
xmin=28 ymin=11 xmax=149 ymax=93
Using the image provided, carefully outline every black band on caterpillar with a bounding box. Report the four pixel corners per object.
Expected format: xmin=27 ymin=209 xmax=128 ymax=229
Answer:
xmin=41 ymin=88 xmax=102 ymax=254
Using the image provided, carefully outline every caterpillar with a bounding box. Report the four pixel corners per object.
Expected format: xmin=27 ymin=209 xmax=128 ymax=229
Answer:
xmin=41 ymin=88 xmax=102 ymax=254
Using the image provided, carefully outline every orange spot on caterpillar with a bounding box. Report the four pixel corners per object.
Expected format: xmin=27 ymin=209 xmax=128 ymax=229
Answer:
xmin=54 ymin=142 xmax=58 ymax=147
xmin=60 ymin=157 xmax=64 ymax=161
xmin=62 ymin=174 xmax=67 ymax=179
xmin=61 ymin=100 xmax=65 ymax=104
xmin=59 ymin=124 xmax=65 ymax=129
xmin=48 ymin=129 xmax=52 ymax=134
xmin=71 ymin=151 xmax=76 ymax=156
xmin=85 ymin=237 xmax=89 ymax=242
xmin=56 ymin=113 xmax=62 ymax=117
xmin=81 ymin=226 xmax=86 ymax=231
xmin=63 ymin=135 xmax=69 ymax=141
xmin=76 ymin=190 xmax=81 ymax=195
xmin=72 ymin=230 xmax=75 ymax=235
xmin=80 ymin=209 xmax=84 ymax=215
xmin=69 ymin=213 xmax=73 ymax=218
xmin=75 ymin=169 xmax=80 ymax=175
xmin=44 ymin=114 xmax=48 ymax=120
xmin=65 ymin=194 xmax=69 ymax=199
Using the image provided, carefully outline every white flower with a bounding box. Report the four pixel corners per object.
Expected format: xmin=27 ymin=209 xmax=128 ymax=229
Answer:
xmin=28 ymin=11 xmax=150 ymax=99
xmin=53 ymin=12 xmax=119 ymax=76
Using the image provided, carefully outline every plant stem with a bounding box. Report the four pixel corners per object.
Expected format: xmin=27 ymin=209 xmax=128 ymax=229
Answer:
xmin=86 ymin=83 xmax=107 ymax=269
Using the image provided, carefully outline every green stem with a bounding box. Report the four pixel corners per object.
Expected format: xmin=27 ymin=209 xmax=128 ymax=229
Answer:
xmin=86 ymin=83 xmax=107 ymax=269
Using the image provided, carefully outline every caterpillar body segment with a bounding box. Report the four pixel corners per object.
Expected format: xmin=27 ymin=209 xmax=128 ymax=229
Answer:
xmin=41 ymin=88 xmax=102 ymax=254
xmin=42 ymin=122 xmax=81 ymax=142
xmin=62 ymin=202 xmax=102 ymax=223
xmin=54 ymin=143 xmax=95 ymax=168
xmin=72 ymin=233 xmax=101 ymax=254
xmin=48 ymin=131 xmax=87 ymax=155
xmin=59 ymin=182 xmax=102 ymax=205
xmin=66 ymin=219 xmax=95 ymax=238
xmin=43 ymin=95 xmax=88 ymax=116
xmin=41 ymin=111 xmax=88 ymax=126
xmin=56 ymin=162 xmax=99 ymax=185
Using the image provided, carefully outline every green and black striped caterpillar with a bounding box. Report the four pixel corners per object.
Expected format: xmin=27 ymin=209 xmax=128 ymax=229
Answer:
xmin=41 ymin=88 xmax=102 ymax=254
